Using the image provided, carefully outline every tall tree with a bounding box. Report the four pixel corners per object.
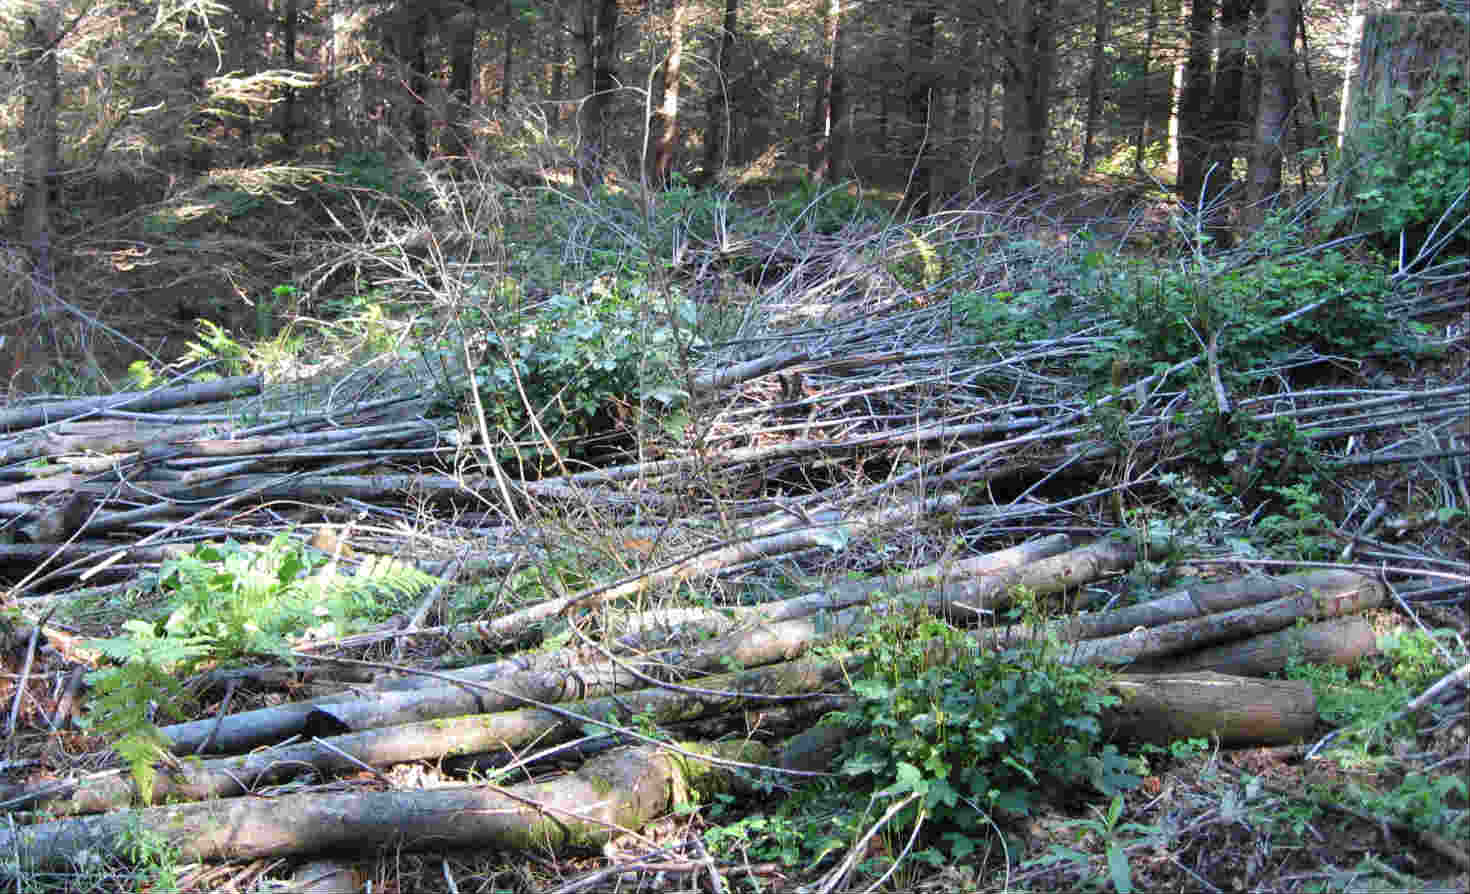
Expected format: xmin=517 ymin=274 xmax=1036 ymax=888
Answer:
xmin=1205 ymin=0 xmax=1251 ymax=184
xmin=807 ymin=0 xmax=842 ymax=183
xmin=1133 ymin=0 xmax=1159 ymax=172
xmin=904 ymin=2 xmax=937 ymax=213
xmin=1246 ymin=0 xmax=1297 ymax=228
xmin=1002 ymin=0 xmax=1057 ymax=190
xmin=1176 ymin=0 xmax=1217 ymax=204
xmin=278 ymin=0 xmax=301 ymax=151
xmin=446 ymin=4 xmax=479 ymax=156
xmin=1082 ymin=0 xmax=1110 ymax=170
xmin=574 ymin=0 xmax=620 ymax=184
xmin=20 ymin=1 xmax=60 ymax=274
xmin=649 ymin=0 xmax=687 ymax=187
xmin=701 ymin=0 xmax=739 ymax=180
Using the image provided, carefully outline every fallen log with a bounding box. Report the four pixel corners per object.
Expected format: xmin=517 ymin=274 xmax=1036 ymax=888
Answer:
xmin=0 ymin=375 xmax=263 ymax=434
xmin=774 ymin=670 xmax=1321 ymax=773
xmin=1064 ymin=574 xmax=1384 ymax=667
xmin=0 ymin=740 xmax=767 ymax=871
xmin=22 ymin=659 xmax=846 ymax=816
xmin=1102 ymin=671 xmax=1317 ymax=747
xmin=1136 ymin=615 xmax=1380 ymax=676
xmin=163 ymin=537 xmax=1081 ymax=751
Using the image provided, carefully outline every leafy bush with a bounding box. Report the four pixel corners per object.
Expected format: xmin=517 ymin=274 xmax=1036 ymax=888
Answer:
xmin=327 ymin=151 xmax=433 ymax=208
xmin=451 ymin=286 xmax=692 ymax=465
xmin=1094 ymin=250 xmax=1406 ymax=380
xmin=833 ymin=602 xmax=1137 ymax=860
xmin=1346 ymin=71 xmax=1470 ymax=251
xmin=769 ymin=177 xmax=883 ymax=235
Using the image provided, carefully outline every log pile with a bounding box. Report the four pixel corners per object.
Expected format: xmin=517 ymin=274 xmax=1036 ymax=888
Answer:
xmin=0 ymin=230 xmax=1465 ymax=879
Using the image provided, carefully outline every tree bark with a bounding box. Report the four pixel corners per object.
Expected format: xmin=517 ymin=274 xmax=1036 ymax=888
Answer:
xmin=446 ymin=7 xmax=479 ymax=157
xmin=1002 ymin=0 xmax=1056 ymax=191
xmin=807 ymin=0 xmax=842 ymax=183
xmin=1245 ymin=0 xmax=1296 ymax=230
xmin=649 ymin=0 xmax=687 ymax=187
xmin=1133 ymin=0 xmax=1159 ymax=172
xmin=1082 ymin=0 xmax=1109 ymax=170
xmin=278 ymin=0 xmax=300 ymax=151
xmin=701 ymin=0 xmax=739 ymax=180
xmin=0 ymin=741 xmax=768 ymax=868
xmin=904 ymin=3 xmax=937 ymax=213
xmin=1138 ymin=615 xmax=1379 ymax=676
xmin=1102 ymin=672 xmax=1317 ymax=747
xmin=577 ymin=0 xmax=620 ymax=185
xmin=1176 ymin=0 xmax=1217 ymax=204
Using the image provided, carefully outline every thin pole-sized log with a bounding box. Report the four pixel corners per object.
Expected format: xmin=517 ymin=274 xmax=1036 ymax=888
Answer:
xmin=0 ymin=375 xmax=263 ymax=434
xmin=0 ymin=741 xmax=768 ymax=869
xmin=23 ymin=660 xmax=843 ymax=816
xmin=1135 ymin=615 xmax=1378 ymax=676
xmin=1065 ymin=576 xmax=1385 ymax=667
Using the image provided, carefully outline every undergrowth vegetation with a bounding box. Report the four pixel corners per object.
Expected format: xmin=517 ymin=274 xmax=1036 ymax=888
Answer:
xmin=15 ymin=108 xmax=1467 ymax=891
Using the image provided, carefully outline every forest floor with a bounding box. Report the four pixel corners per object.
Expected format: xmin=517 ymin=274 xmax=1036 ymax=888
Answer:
xmin=0 ymin=162 xmax=1466 ymax=892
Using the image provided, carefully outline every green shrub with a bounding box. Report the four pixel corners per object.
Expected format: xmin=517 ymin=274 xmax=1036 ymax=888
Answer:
xmin=1095 ymin=250 xmax=1406 ymax=380
xmin=833 ymin=602 xmax=1137 ymax=860
xmin=769 ymin=177 xmax=882 ymax=235
xmin=1346 ymin=70 xmax=1470 ymax=252
xmin=450 ymin=286 xmax=692 ymax=465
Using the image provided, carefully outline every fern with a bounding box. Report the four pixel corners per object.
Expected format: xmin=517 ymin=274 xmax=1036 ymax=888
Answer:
xmin=84 ymin=534 xmax=441 ymax=800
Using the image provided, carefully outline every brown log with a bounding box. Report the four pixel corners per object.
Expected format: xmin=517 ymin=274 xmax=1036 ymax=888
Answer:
xmin=1064 ymin=574 xmax=1384 ymax=667
xmin=1135 ymin=616 xmax=1379 ymax=676
xmin=1049 ymin=570 xmax=1375 ymax=641
xmin=1102 ymin=671 xmax=1317 ymax=747
xmin=0 ymin=740 xmax=767 ymax=870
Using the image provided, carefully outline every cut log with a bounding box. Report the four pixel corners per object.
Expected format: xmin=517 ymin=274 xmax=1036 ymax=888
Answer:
xmin=1135 ymin=616 xmax=1379 ymax=676
xmin=0 ymin=375 xmax=263 ymax=434
xmin=1102 ymin=671 xmax=1318 ymax=747
xmin=1064 ymin=574 xmax=1384 ymax=667
xmin=0 ymin=740 xmax=767 ymax=871
xmin=24 ymin=660 xmax=845 ymax=816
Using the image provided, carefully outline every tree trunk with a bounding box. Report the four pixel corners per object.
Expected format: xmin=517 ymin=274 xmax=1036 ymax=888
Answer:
xmin=1335 ymin=0 xmax=1364 ymax=149
xmin=550 ymin=1 xmax=566 ymax=133
xmin=807 ymin=0 xmax=841 ymax=183
xmin=1245 ymin=0 xmax=1295 ymax=230
xmin=904 ymin=3 xmax=937 ymax=213
xmin=499 ymin=0 xmax=514 ymax=115
xmin=577 ymin=0 xmax=620 ymax=185
xmin=649 ymin=0 xmax=687 ymax=187
xmin=0 ymin=741 xmax=770 ymax=867
xmin=702 ymin=0 xmax=739 ymax=180
xmin=1176 ymin=0 xmax=1216 ymax=203
xmin=278 ymin=0 xmax=299 ymax=151
xmin=1082 ymin=0 xmax=1109 ymax=170
xmin=1003 ymin=0 xmax=1056 ymax=191
xmin=446 ymin=8 xmax=479 ymax=157
xmin=21 ymin=4 xmax=59 ymax=267
xmin=1102 ymin=672 xmax=1317 ymax=747
xmin=1133 ymin=0 xmax=1158 ymax=172
xmin=952 ymin=14 xmax=979 ymax=167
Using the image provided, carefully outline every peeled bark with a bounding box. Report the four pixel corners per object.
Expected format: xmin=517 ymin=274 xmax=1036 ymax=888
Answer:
xmin=649 ymin=0 xmax=686 ymax=187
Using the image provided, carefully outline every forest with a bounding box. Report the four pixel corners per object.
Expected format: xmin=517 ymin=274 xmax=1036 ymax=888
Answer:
xmin=0 ymin=0 xmax=1467 ymax=891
